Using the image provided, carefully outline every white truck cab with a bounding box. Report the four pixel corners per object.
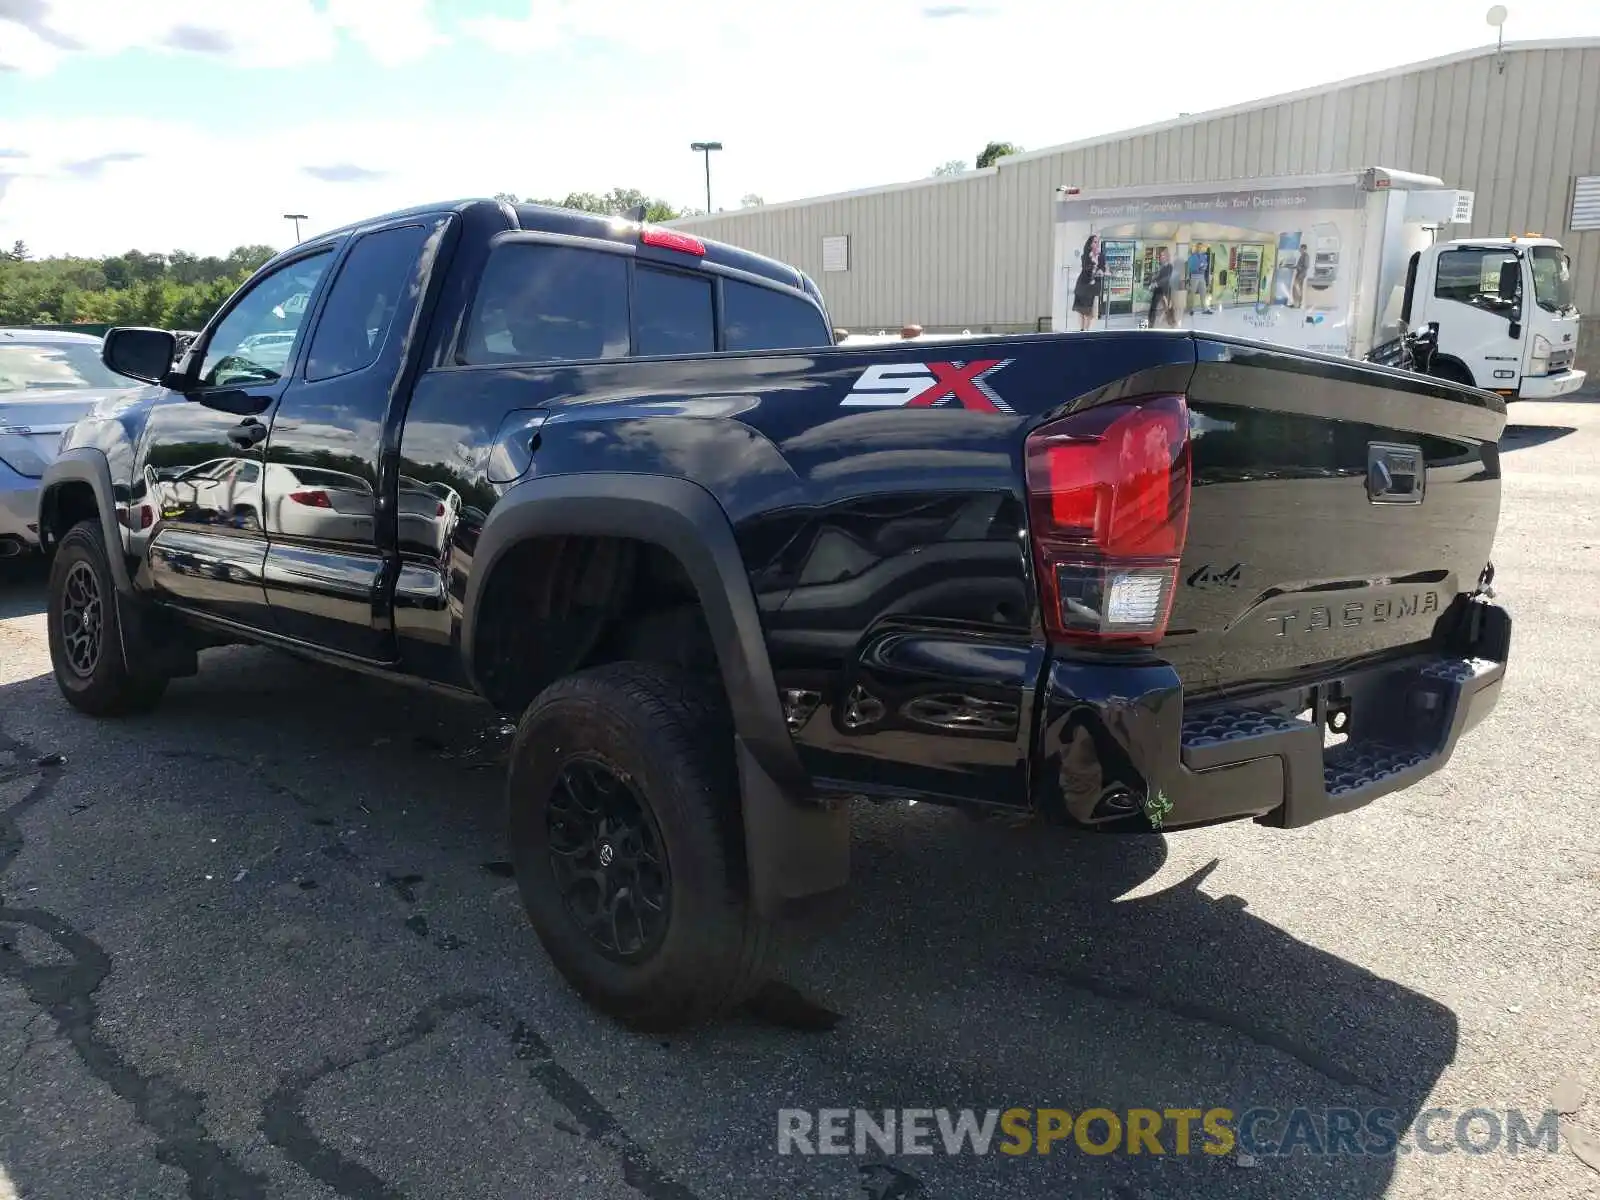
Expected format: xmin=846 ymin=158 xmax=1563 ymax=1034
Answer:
xmin=1402 ymin=235 xmax=1584 ymax=399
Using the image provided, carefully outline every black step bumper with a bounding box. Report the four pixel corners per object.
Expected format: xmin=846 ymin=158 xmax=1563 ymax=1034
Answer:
xmin=1033 ymin=602 xmax=1509 ymax=831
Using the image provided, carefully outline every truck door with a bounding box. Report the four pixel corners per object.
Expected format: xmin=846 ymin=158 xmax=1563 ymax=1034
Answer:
xmin=139 ymin=248 xmax=335 ymax=628
xmin=1420 ymin=245 xmax=1523 ymax=388
xmin=261 ymin=220 xmax=440 ymax=660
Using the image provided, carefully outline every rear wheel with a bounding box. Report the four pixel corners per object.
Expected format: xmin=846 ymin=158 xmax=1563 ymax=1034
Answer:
xmin=507 ymin=662 xmax=772 ymax=1030
xmin=47 ymin=520 xmax=167 ymax=716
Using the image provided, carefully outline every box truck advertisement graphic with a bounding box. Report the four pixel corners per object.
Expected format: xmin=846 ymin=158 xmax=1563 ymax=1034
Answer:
xmin=1051 ymin=168 xmax=1584 ymax=398
xmin=1052 ymin=180 xmax=1363 ymax=356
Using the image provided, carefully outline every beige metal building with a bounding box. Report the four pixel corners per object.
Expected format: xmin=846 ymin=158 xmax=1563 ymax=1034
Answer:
xmin=676 ymin=38 xmax=1600 ymax=367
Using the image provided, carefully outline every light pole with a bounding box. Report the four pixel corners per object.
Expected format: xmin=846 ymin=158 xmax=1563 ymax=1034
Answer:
xmin=689 ymin=142 xmax=722 ymax=213
xmin=283 ymin=213 xmax=308 ymax=242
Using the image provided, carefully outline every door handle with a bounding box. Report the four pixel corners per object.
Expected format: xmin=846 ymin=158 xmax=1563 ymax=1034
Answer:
xmin=227 ymin=419 xmax=267 ymax=449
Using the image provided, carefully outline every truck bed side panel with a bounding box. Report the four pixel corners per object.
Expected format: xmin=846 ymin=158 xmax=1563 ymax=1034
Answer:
xmin=396 ymin=334 xmax=1197 ymax=808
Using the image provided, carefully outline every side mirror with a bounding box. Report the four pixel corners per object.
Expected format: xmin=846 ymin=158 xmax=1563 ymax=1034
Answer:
xmin=1496 ymin=260 xmax=1520 ymax=303
xmin=102 ymin=326 xmax=177 ymax=384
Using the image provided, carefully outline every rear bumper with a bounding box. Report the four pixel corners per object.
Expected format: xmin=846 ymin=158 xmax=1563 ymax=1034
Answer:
xmin=1518 ymin=370 xmax=1586 ymax=399
xmin=1033 ymin=601 xmax=1509 ymax=831
xmin=0 ymin=460 xmax=42 ymax=547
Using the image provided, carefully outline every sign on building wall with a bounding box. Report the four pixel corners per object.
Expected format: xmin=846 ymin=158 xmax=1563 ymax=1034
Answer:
xmin=822 ymin=235 xmax=849 ymax=272
xmin=1570 ymin=176 xmax=1600 ymax=232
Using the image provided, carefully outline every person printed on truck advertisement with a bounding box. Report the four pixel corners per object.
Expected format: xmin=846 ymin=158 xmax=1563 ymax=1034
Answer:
xmin=1072 ymin=235 xmax=1106 ymax=330
xmin=1146 ymin=248 xmax=1176 ymax=328
xmin=1293 ymin=243 xmax=1311 ymax=307
xmin=1187 ymin=244 xmax=1211 ymax=312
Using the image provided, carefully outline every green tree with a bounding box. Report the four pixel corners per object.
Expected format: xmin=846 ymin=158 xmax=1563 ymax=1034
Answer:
xmin=8 ymin=240 xmax=28 ymax=262
xmin=976 ymin=140 xmax=1021 ymax=168
xmin=508 ymin=187 xmax=688 ymax=222
xmin=739 ymin=193 xmax=765 ymax=208
xmin=225 ymin=245 xmax=276 ymax=275
xmin=0 ymin=243 xmax=279 ymax=330
xmin=931 ymin=160 xmax=967 ymax=177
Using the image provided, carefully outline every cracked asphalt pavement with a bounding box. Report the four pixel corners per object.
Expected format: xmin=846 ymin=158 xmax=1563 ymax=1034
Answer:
xmin=3 ymin=398 xmax=1599 ymax=1200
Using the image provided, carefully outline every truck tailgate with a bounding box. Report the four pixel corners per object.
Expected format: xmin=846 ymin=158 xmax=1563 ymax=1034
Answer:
xmin=1162 ymin=339 xmax=1505 ymax=696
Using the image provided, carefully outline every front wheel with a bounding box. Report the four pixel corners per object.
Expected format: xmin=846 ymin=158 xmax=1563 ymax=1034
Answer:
xmin=47 ymin=520 xmax=166 ymax=716
xmin=507 ymin=662 xmax=772 ymax=1031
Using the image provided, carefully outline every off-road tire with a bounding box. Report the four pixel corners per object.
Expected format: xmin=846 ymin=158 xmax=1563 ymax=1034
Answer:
xmin=47 ymin=520 xmax=167 ymax=716
xmin=508 ymin=661 xmax=772 ymax=1030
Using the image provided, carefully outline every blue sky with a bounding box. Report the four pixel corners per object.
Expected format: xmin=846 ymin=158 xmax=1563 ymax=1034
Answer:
xmin=4 ymin=0 xmax=1599 ymax=258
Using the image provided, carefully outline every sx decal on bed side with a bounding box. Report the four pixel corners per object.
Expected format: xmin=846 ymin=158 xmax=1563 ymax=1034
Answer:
xmin=839 ymin=360 xmax=1016 ymax=413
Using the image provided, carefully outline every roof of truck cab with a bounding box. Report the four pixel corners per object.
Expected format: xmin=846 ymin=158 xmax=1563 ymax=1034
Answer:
xmin=276 ymin=198 xmax=814 ymax=295
xmin=1443 ymin=236 xmax=1565 ymax=249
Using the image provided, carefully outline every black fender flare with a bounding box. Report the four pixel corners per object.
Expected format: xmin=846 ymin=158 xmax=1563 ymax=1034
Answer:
xmin=463 ymin=472 xmax=849 ymax=915
xmin=38 ymin=447 xmax=134 ymax=595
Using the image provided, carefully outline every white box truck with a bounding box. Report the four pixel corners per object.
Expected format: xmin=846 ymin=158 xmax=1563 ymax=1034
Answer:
xmin=1051 ymin=167 xmax=1584 ymax=399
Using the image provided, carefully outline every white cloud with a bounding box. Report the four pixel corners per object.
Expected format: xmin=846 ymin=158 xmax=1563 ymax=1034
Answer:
xmin=325 ymin=0 xmax=444 ymax=68
xmin=6 ymin=0 xmax=1600 ymax=256
xmin=0 ymin=0 xmax=442 ymax=74
xmin=462 ymin=0 xmax=947 ymax=58
xmin=0 ymin=110 xmax=680 ymax=256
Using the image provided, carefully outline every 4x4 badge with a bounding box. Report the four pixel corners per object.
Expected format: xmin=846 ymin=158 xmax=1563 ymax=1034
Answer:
xmin=1187 ymin=563 xmax=1242 ymax=590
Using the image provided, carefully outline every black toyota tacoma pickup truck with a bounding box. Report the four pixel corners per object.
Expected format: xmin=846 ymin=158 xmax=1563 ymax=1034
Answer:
xmin=40 ymin=198 xmax=1510 ymax=1029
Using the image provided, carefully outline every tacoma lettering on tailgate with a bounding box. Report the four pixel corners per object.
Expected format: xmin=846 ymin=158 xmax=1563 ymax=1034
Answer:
xmin=1265 ymin=590 xmax=1442 ymax=637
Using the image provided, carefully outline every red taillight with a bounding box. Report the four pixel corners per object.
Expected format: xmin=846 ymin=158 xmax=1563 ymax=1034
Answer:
xmin=288 ymin=489 xmax=332 ymax=508
xmin=116 ymin=504 xmax=154 ymax=530
xmin=435 ymin=502 xmax=446 ymax=517
xmin=1024 ymin=394 xmax=1191 ymax=646
xmin=640 ymin=225 xmax=706 ymax=256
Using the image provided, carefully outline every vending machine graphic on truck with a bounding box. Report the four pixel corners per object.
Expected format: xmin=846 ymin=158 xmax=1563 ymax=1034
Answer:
xmin=1311 ymin=223 xmax=1341 ymax=290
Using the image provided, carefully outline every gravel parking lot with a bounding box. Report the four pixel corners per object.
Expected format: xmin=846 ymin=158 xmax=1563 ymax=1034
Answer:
xmin=2 ymin=397 xmax=1598 ymax=1200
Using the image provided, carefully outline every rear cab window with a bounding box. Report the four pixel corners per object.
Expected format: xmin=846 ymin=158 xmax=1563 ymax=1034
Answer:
xmin=461 ymin=238 xmax=828 ymax=366
xmin=636 ymin=266 xmax=713 ymax=356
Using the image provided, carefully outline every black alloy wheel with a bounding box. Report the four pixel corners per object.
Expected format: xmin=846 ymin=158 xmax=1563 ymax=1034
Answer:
xmin=547 ymin=756 xmax=671 ymax=961
xmin=58 ymin=559 xmax=105 ymax=678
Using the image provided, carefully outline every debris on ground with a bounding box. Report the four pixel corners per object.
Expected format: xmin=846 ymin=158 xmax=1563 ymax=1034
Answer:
xmin=1566 ymin=1123 xmax=1600 ymax=1174
xmin=741 ymin=979 xmax=843 ymax=1032
xmin=1553 ymin=1075 xmax=1585 ymax=1115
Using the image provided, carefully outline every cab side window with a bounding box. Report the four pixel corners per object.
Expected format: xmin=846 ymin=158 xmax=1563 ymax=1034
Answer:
xmin=723 ymin=278 xmax=830 ymax=351
xmin=306 ymin=226 xmax=430 ymax=381
xmin=199 ymin=251 xmax=333 ymax=387
xmin=464 ymin=243 xmax=630 ymax=365
xmin=1433 ymin=248 xmax=1517 ymax=315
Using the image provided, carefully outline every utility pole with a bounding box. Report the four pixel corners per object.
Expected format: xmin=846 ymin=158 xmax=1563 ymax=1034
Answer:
xmin=283 ymin=213 xmax=308 ymax=242
xmin=689 ymin=142 xmax=722 ymax=212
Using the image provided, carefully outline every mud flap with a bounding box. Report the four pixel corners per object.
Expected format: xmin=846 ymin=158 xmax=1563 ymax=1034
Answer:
xmin=115 ymin=591 xmax=198 ymax=680
xmin=737 ymin=738 xmax=850 ymax=920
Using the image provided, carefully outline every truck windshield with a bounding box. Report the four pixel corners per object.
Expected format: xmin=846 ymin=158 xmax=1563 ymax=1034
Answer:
xmin=1529 ymin=246 xmax=1575 ymax=313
